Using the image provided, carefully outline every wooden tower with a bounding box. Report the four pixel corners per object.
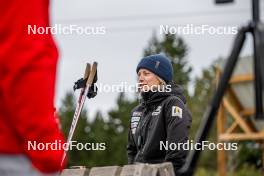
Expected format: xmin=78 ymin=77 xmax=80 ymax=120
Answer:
xmin=216 ymin=56 xmax=264 ymax=176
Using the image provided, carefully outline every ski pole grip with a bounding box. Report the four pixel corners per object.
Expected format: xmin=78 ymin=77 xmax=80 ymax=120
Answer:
xmin=83 ymin=63 xmax=91 ymax=80
xmin=86 ymin=62 xmax=98 ymax=86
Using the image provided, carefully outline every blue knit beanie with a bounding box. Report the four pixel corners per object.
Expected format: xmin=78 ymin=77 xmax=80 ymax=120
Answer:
xmin=136 ymin=54 xmax=173 ymax=83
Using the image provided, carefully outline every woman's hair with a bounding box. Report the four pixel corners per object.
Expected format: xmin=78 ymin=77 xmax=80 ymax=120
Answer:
xmin=156 ymin=76 xmax=166 ymax=86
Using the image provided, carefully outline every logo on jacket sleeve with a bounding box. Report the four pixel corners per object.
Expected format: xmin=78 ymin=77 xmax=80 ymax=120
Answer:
xmin=172 ymin=106 xmax=182 ymax=118
xmin=132 ymin=111 xmax=142 ymax=116
xmin=152 ymin=106 xmax=162 ymax=116
xmin=131 ymin=111 xmax=142 ymax=134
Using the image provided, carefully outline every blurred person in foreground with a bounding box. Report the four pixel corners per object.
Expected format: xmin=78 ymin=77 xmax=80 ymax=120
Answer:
xmin=0 ymin=0 xmax=66 ymax=175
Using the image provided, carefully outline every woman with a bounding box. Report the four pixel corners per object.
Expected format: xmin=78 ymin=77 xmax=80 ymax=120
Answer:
xmin=127 ymin=54 xmax=192 ymax=173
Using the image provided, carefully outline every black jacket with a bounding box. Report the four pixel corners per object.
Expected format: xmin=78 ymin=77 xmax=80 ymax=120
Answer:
xmin=127 ymin=83 xmax=192 ymax=173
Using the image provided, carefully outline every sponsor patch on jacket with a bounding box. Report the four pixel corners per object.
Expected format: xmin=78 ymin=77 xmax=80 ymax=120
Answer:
xmin=131 ymin=116 xmax=140 ymax=122
xmin=152 ymin=106 xmax=162 ymax=116
xmin=132 ymin=111 xmax=142 ymax=116
xmin=172 ymin=106 xmax=183 ymax=118
xmin=131 ymin=114 xmax=141 ymax=134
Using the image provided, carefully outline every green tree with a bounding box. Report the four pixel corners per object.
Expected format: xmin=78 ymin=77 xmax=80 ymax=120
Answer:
xmin=106 ymin=93 xmax=138 ymax=165
xmin=59 ymin=92 xmax=138 ymax=167
xmin=190 ymin=65 xmax=216 ymax=140
xmin=189 ymin=64 xmax=217 ymax=169
xmin=59 ymin=92 xmax=121 ymax=167
xmin=143 ymin=33 xmax=192 ymax=90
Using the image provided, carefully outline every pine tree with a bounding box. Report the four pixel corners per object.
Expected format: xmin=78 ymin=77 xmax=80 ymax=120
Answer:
xmin=143 ymin=33 xmax=192 ymax=90
xmin=189 ymin=65 xmax=217 ymax=169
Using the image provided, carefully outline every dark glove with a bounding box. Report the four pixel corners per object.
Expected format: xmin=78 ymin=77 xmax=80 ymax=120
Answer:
xmin=73 ymin=70 xmax=98 ymax=99
xmin=87 ymin=83 xmax=98 ymax=98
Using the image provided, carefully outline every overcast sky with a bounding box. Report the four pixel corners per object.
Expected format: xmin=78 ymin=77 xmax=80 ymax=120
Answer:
xmin=50 ymin=0 xmax=263 ymax=118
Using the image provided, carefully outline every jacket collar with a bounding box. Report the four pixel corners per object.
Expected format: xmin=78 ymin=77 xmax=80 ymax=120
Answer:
xmin=139 ymin=81 xmax=186 ymax=108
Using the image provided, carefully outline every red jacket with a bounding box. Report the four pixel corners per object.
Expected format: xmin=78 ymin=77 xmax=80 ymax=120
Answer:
xmin=0 ymin=0 xmax=66 ymax=173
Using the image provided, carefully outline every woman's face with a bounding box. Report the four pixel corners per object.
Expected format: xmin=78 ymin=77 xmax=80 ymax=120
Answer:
xmin=137 ymin=68 xmax=160 ymax=92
